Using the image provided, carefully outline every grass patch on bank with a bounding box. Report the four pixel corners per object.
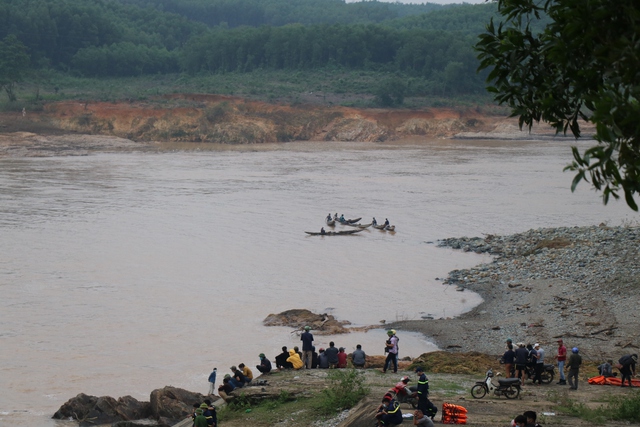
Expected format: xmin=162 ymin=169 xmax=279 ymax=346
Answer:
xmin=552 ymin=389 xmax=640 ymax=424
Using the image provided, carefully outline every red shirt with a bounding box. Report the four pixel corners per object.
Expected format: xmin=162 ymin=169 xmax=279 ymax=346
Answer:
xmin=337 ymin=351 xmax=347 ymax=368
xmin=557 ymin=344 xmax=567 ymax=362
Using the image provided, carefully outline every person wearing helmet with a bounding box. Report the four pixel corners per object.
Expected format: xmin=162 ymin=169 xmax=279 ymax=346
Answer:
xmin=383 ymin=330 xmax=399 ymax=373
xmin=300 ymin=325 xmax=314 ymax=369
xmin=390 ymin=376 xmax=411 ymax=399
xmin=566 ymin=347 xmax=582 ymax=390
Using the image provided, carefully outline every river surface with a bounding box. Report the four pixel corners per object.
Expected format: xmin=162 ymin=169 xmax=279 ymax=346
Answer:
xmin=0 ymin=138 xmax=635 ymax=426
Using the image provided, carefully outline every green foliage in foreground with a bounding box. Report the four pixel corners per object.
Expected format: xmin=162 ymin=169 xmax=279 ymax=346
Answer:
xmin=317 ymin=369 xmax=370 ymax=415
xmin=555 ymin=389 xmax=640 ymax=423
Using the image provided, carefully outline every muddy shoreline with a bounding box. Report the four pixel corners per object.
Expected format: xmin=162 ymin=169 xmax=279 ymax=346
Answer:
xmin=392 ymin=225 xmax=639 ymax=361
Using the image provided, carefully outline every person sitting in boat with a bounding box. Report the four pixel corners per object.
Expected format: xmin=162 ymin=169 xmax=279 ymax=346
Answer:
xmin=384 ymin=218 xmax=390 ymax=226
xmin=339 ymin=214 xmax=345 ymax=222
xmin=326 ymin=213 xmax=332 ymax=221
xmin=334 ymin=213 xmax=338 ymax=220
xmin=372 ymin=217 xmax=377 ymax=226
xmin=320 ymin=227 xmax=326 ymax=235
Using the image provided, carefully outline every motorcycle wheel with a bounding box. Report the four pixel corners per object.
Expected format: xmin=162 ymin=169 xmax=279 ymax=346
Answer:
xmin=471 ymin=384 xmax=487 ymax=399
xmin=410 ymin=398 xmax=418 ymax=409
xmin=542 ymin=371 xmax=554 ymax=384
xmin=504 ymin=386 xmax=520 ymax=399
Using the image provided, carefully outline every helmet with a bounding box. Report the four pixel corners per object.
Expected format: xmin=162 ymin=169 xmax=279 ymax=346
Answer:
xmin=391 ymin=329 xmax=397 ymax=335
xmin=304 ymin=326 xmax=311 ymax=331
xmin=387 ymin=330 xmax=393 ymax=336
xmin=572 ymin=347 xmax=579 ymax=353
xmin=259 ymin=353 xmax=265 ymax=358
xmin=401 ymin=376 xmax=410 ymax=383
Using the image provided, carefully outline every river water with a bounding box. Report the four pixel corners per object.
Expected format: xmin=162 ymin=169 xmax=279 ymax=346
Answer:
xmin=0 ymin=138 xmax=635 ymax=426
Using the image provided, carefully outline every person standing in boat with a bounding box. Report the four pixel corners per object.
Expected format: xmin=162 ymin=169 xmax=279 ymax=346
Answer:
xmin=384 ymin=218 xmax=390 ymax=227
xmin=372 ymin=217 xmax=377 ymax=226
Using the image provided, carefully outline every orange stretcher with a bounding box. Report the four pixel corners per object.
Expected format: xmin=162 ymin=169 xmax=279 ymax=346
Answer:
xmin=587 ymin=375 xmax=640 ymax=386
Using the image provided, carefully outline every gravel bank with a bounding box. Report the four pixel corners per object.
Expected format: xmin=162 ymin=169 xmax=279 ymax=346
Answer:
xmin=393 ymin=224 xmax=640 ymax=361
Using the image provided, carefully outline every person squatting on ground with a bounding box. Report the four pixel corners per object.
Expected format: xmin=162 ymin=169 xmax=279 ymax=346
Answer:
xmin=207 ymin=367 xmax=217 ymax=395
xmin=229 ymin=366 xmax=247 ymax=388
xmin=413 ymin=409 xmax=435 ymax=427
xmin=566 ymin=347 xmax=582 ymax=390
xmin=352 ymin=344 xmax=366 ymax=368
xmin=300 ymin=325 xmax=314 ymax=369
xmin=555 ymin=339 xmax=567 ymax=385
xmin=618 ymin=354 xmax=638 ymax=387
xmin=598 ymin=359 xmax=614 ymax=377
xmin=238 ymin=363 xmax=253 ymax=384
xmin=286 ymin=348 xmax=304 ymax=369
xmin=375 ymin=393 xmax=403 ymax=426
xmin=256 ymin=353 xmax=272 ymax=373
xmin=217 ymin=375 xmax=235 ymax=402
xmin=324 ymin=342 xmax=340 ymax=368
xmin=383 ymin=330 xmax=399 ymax=373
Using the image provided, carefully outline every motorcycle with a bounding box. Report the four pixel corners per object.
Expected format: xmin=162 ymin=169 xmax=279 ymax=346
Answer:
xmin=471 ymin=369 xmax=521 ymax=399
xmin=393 ymin=385 xmax=419 ymax=408
xmin=509 ymin=363 xmax=555 ymax=384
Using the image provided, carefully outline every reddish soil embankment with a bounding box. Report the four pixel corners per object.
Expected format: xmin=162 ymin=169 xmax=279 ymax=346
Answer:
xmin=0 ymin=94 xmax=507 ymax=144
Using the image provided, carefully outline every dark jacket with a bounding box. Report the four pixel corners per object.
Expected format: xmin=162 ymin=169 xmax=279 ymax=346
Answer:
xmin=324 ymin=346 xmax=339 ymax=364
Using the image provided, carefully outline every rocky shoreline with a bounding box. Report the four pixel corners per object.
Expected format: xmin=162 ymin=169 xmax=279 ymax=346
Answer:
xmin=393 ymin=224 xmax=640 ymax=360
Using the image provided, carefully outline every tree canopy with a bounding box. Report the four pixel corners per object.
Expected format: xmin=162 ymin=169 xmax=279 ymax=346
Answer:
xmin=0 ymin=35 xmax=30 ymax=101
xmin=476 ymin=0 xmax=640 ymax=210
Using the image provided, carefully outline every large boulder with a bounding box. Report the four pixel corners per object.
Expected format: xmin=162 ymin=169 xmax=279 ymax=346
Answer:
xmin=149 ymin=386 xmax=216 ymax=424
xmin=52 ymin=393 xmax=150 ymax=427
xmin=263 ymin=309 xmax=351 ymax=335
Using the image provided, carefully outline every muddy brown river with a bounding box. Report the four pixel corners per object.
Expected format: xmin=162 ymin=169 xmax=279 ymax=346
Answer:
xmin=0 ymin=139 xmax=634 ymax=426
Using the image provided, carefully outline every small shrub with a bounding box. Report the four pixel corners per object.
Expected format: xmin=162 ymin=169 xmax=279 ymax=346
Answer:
xmin=317 ymin=369 xmax=369 ymax=415
xmin=607 ymin=391 xmax=640 ymax=422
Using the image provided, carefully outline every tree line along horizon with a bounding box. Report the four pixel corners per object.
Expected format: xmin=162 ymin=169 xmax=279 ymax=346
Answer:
xmin=0 ymin=0 xmax=516 ymax=100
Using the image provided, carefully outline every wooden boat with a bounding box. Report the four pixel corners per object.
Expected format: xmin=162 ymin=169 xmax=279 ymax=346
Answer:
xmin=385 ymin=225 xmax=396 ymax=232
xmin=305 ymin=229 xmax=364 ymax=236
xmin=373 ymin=224 xmax=387 ymax=230
xmin=344 ymin=222 xmax=372 ymax=228
xmin=326 ymin=218 xmax=336 ymax=226
xmin=337 ymin=217 xmax=362 ymax=224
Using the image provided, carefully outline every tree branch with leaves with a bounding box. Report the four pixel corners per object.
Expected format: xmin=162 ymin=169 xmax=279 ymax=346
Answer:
xmin=476 ymin=0 xmax=640 ymax=210
xmin=0 ymin=35 xmax=30 ymax=102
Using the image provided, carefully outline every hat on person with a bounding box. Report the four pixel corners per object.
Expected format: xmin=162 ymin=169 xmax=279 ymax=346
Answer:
xmin=506 ymin=337 xmax=512 ymax=343
xmin=382 ymin=392 xmax=393 ymax=401
xmin=224 ymin=374 xmax=231 ymax=379
xmin=534 ymin=343 xmax=540 ymax=347
xmin=572 ymin=347 xmax=579 ymax=353
xmin=387 ymin=330 xmax=393 ymax=336
xmin=401 ymin=376 xmax=410 ymax=382
xmin=200 ymin=403 xmax=208 ymax=409
xmin=319 ymin=348 xmax=324 ymax=352
xmin=518 ymin=342 xmax=525 ymax=347
xmin=391 ymin=329 xmax=396 ymax=335
xmin=304 ymin=326 xmax=311 ymax=331
xmin=195 ymin=409 xmax=203 ymax=415
xmin=259 ymin=353 xmax=265 ymax=358
xmin=415 ymin=366 xmax=424 ymax=372
xmin=557 ymin=338 xmax=563 ymax=342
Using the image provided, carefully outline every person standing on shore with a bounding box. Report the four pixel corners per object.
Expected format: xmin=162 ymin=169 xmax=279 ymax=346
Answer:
xmin=566 ymin=347 xmax=582 ymax=390
xmin=383 ymin=330 xmax=399 ymax=373
xmin=514 ymin=342 xmax=529 ymax=386
xmin=532 ymin=343 xmax=544 ymax=385
xmin=555 ymin=339 xmax=567 ymax=385
xmin=502 ymin=343 xmax=515 ymax=378
xmin=415 ymin=367 xmax=430 ymax=416
xmin=207 ymin=367 xmax=217 ymax=395
xmin=300 ymin=326 xmax=314 ymax=369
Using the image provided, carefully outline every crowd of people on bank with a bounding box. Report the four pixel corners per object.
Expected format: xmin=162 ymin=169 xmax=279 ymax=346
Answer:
xmin=500 ymin=337 xmax=638 ymax=390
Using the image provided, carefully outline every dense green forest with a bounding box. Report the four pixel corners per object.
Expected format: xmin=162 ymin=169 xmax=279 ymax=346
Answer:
xmin=0 ymin=0 xmax=504 ymax=104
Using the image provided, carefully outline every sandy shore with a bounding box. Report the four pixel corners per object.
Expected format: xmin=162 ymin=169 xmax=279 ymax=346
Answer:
xmin=392 ymin=225 xmax=640 ymax=362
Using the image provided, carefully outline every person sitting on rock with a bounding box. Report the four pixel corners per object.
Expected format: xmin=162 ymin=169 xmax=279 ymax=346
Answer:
xmin=229 ymin=366 xmax=246 ymax=388
xmin=337 ymin=347 xmax=348 ymax=368
xmin=256 ymin=353 xmax=272 ymax=373
xmin=324 ymin=342 xmax=339 ymax=368
xmin=238 ymin=363 xmax=253 ymax=384
xmin=217 ymin=375 xmax=235 ymax=402
xmin=311 ymin=346 xmax=319 ymax=368
xmin=287 ymin=348 xmax=304 ymax=370
xmin=275 ymin=346 xmax=293 ymax=370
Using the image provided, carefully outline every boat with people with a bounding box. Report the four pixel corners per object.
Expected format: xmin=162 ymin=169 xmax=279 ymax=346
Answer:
xmin=337 ymin=216 xmax=362 ymax=224
xmin=305 ymin=228 xmax=364 ymax=236
xmin=343 ymin=222 xmax=372 ymax=228
xmin=325 ymin=215 xmax=335 ymax=226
